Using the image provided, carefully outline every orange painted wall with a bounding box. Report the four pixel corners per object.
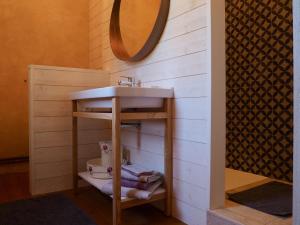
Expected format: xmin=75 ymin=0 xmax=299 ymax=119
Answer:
xmin=0 ymin=0 xmax=89 ymax=159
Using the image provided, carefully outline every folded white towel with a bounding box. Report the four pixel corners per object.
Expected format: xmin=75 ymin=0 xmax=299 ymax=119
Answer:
xmin=121 ymin=169 xmax=161 ymax=183
xmin=100 ymin=179 xmax=163 ymax=200
xmin=121 ymin=164 xmax=153 ymax=177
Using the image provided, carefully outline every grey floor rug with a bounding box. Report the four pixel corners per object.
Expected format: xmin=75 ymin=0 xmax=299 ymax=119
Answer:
xmin=228 ymin=181 xmax=292 ymax=217
xmin=0 ymin=194 xmax=97 ymax=225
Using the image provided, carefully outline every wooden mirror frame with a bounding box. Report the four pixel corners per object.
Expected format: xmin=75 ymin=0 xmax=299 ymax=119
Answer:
xmin=109 ymin=0 xmax=170 ymax=62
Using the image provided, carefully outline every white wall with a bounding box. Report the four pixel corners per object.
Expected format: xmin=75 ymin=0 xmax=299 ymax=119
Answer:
xmin=89 ymin=0 xmax=226 ymax=224
xmin=293 ymin=0 xmax=300 ymax=224
xmin=28 ymin=65 xmax=110 ymax=195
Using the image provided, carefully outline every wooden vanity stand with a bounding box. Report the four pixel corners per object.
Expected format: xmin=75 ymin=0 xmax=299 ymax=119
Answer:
xmin=71 ymin=89 xmax=173 ymax=225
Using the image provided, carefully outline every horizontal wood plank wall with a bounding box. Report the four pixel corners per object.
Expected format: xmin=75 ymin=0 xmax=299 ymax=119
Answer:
xmin=29 ymin=65 xmax=111 ymax=195
xmin=89 ymin=0 xmax=210 ymax=224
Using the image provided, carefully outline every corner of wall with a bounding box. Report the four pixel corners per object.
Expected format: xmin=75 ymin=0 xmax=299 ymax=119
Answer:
xmin=208 ymin=0 xmax=226 ymax=210
xmin=293 ymin=0 xmax=300 ymax=224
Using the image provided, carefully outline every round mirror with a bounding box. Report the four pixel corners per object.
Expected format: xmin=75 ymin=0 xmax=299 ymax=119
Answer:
xmin=110 ymin=0 xmax=170 ymax=62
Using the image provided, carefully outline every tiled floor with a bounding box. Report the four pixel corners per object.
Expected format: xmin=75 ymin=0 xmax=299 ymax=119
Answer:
xmin=225 ymin=168 xmax=269 ymax=192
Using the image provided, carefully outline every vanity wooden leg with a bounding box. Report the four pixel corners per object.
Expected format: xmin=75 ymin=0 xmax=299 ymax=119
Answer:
xmin=164 ymin=98 xmax=173 ymax=216
xmin=112 ymin=97 xmax=122 ymax=225
xmin=72 ymin=100 xmax=78 ymax=194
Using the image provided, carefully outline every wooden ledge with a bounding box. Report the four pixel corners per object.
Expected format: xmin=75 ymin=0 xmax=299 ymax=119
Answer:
xmin=73 ymin=112 xmax=168 ymax=121
xmin=73 ymin=112 xmax=112 ymax=120
xmin=120 ymin=112 xmax=168 ymax=120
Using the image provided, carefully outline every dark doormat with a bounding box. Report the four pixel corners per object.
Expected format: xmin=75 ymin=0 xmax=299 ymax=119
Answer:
xmin=0 ymin=194 xmax=97 ymax=225
xmin=228 ymin=181 xmax=292 ymax=217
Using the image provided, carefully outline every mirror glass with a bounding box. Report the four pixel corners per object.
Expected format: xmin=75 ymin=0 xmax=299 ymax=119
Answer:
xmin=119 ymin=0 xmax=161 ymax=56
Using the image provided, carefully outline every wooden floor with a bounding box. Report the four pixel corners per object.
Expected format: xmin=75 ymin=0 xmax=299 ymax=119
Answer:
xmin=0 ymin=172 xmax=31 ymax=203
xmin=0 ymin=163 xmax=185 ymax=225
xmin=0 ymin=162 xmax=29 ymax=175
xmin=66 ymin=188 xmax=185 ymax=225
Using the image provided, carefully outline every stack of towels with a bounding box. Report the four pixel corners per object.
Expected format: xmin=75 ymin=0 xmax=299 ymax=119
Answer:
xmin=101 ymin=164 xmax=163 ymax=200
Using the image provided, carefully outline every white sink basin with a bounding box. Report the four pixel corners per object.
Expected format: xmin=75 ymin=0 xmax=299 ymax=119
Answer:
xmin=70 ymin=86 xmax=173 ymax=109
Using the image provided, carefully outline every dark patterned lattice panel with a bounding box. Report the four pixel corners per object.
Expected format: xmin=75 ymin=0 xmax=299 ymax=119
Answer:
xmin=226 ymin=0 xmax=293 ymax=182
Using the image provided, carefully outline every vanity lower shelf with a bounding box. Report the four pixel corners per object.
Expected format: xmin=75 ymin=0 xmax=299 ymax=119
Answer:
xmin=78 ymin=171 xmax=166 ymax=209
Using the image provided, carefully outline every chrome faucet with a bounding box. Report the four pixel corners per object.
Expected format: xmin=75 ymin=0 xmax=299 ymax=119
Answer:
xmin=117 ymin=76 xmax=141 ymax=87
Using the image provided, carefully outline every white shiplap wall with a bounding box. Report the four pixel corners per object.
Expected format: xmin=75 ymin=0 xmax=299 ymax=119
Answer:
xmin=294 ymin=0 xmax=300 ymax=224
xmin=29 ymin=65 xmax=111 ymax=195
xmin=88 ymin=0 xmax=225 ymax=224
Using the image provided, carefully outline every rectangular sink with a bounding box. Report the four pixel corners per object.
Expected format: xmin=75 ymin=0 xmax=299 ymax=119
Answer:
xmin=70 ymin=86 xmax=173 ymax=109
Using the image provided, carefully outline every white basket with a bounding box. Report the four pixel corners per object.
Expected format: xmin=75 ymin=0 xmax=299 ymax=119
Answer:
xmin=87 ymin=158 xmax=112 ymax=180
